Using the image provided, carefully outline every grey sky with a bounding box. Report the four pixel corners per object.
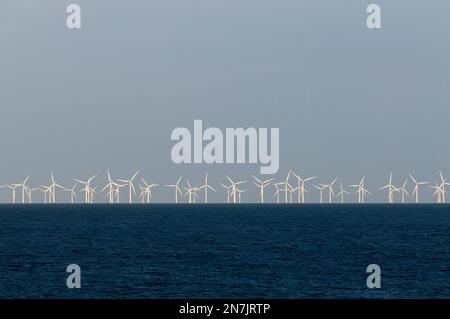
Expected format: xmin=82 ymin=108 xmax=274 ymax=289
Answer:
xmin=1 ymin=0 xmax=449 ymax=203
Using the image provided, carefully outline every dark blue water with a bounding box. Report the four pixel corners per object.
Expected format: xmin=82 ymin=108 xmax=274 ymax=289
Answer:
xmin=0 ymin=204 xmax=449 ymax=298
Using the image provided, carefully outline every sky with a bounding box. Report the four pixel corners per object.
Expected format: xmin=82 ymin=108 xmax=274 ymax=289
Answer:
xmin=1 ymin=0 xmax=450 ymax=203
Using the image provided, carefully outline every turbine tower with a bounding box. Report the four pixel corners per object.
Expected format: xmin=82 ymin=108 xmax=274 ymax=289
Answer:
xmin=438 ymin=170 xmax=450 ymax=203
xmin=48 ymin=173 xmax=64 ymax=204
xmin=379 ymin=173 xmax=399 ymax=204
xmin=63 ymin=183 xmax=78 ymax=204
xmin=139 ymin=177 xmax=159 ymax=203
xmin=431 ymin=182 xmax=444 ymax=203
xmin=273 ymin=182 xmax=283 ymax=204
xmin=166 ymin=176 xmax=183 ymax=203
xmin=102 ymin=170 xmax=122 ymax=204
xmin=398 ymin=179 xmax=409 ymax=203
xmin=349 ymin=176 xmax=369 ymax=203
xmin=15 ymin=175 xmax=31 ymax=203
xmin=314 ymin=185 xmax=326 ymax=204
xmin=184 ymin=179 xmax=199 ymax=204
xmin=198 ymin=173 xmax=216 ymax=203
xmin=292 ymin=173 xmax=316 ymax=203
xmin=5 ymin=184 xmax=20 ymax=203
xmin=117 ymin=171 xmax=140 ymax=204
xmin=220 ymin=183 xmax=233 ymax=203
xmin=283 ymin=170 xmax=293 ymax=203
xmin=337 ymin=183 xmax=350 ymax=203
xmin=25 ymin=187 xmax=40 ymax=203
xmin=223 ymin=175 xmax=246 ymax=204
xmin=252 ymin=175 xmax=273 ymax=203
xmin=236 ymin=188 xmax=246 ymax=203
xmin=409 ymin=174 xmax=428 ymax=204
xmin=74 ymin=175 xmax=97 ymax=204
xmin=39 ymin=185 xmax=52 ymax=204
xmin=320 ymin=178 xmax=337 ymax=203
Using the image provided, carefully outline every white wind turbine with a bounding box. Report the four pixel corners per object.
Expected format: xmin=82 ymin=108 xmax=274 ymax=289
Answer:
xmin=398 ymin=179 xmax=409 ymax=203
xmin=223 ymin=175 xmax=246 ymax=204
xmin=349 ymin=176 xmax=369 ymax=203
xmin=283 ymin=170 xmax=293 ymax=203
xmin=15 ymin=175 xmax=31 ymax=203
xmin=5 ymin=184 xmax=20 ymax=203
xmin=63 ymin=183 xmax=78 ymax=204
xmin=273 ymin=182 xmax=283 ymax=204
xmin=166 ymin=176 xmax=183 ymax=204
xmin=236 ymin=188 xmax=246 ymax=203
xmin=337 ymin=183 xmax=350 ymax=203
xmin=139 ymin=177 xmax=159 ymax=204
xmin=314 ymin=184 xmax=326 ymax=204
xmin=47 ymin=173 xmax=64 ymax=203
xmin=252 ymin=175 xmax=273 ymax=203
xmin=198 ymin=173 xmax=216 ymax=203
xmin=438 ymin=170 xmax=450 ymax=203
xmin=117 ymin=171 xmax=140 ymax=204
xmin=114 ymin=183 xmax=127 ymax=203
xmin=220 ymin=183 xmax=233 ymax=203
xmin=184 ymin=179 xmax=199 ymax=204
xmin=74 ymin=175 xmax=97 ymax=204
xmin=320 ymin=178 xmax=337 ymax=204
xmin=39 ymin=185 xmax=52 ymax=203
xmin=25 ymin=187 xmax=40 ymax=203
xmin=379 ymin=173 xmax=399 ymax=204
xmin=292 ymin=173 xmax=316 ymax=203
xmin=102 ymin=170 xmax=121 ymax=204
xmin=430 ymin=182 xmax=444 ymax=204
xmin=409 ymin=174 xmax=428 ymax=204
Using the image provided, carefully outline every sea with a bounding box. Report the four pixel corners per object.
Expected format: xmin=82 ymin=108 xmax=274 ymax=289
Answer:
xmin=0 ymin=204 xmax=449 ymax=298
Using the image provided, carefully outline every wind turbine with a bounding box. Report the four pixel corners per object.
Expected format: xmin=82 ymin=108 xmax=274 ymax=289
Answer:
xmin=409 ymin=174 xmax=429 ymax=204
xmin=292 ymin=173 xmax=316 ymax=203
xmin=337 ymin=183 xmax=350 ymax=203
xmin=349 ymin=176 xmax=369 ymax=203
xmin=220 ymin=183 xmax=233 ymax=203
xmin=438 ymin=170 xmax=450 ymax=203
xmin=223 ymin=175 xmax=246 ymax=204
xmin=379 ymin=173 xmax=399 ymax=204
xmin=74 ymin=175 xmax=97 ymax=204
xmin=198 ymin=173 xmax=216 ymax=203
xmin=102 ymin=170 xmax=121 ymax=204
xmin=139 ymin=177 xmax=159 ymax=203
xmin=114 ymin=183 xmax=126 ymax=203
xmin=39 ymin=185 xmax=52 ymax=204
xmin=273 ymin=182 xmax=283 ymax=204
xmin=252 ymin=175 xmax=273 ymax=203
xmin=431 ymin=182 xmax=444 ymax=204
xmin=320 ymin=178 xmax=337 ymax=203
xmin=236 ymin=188 xmax=246 ymax=203
xmin=283 ymin=170 xmax=293 ymax=203
xmin=166 ymin=176 xmax=183 ymax=203
xmin=184 ymin=179 xmax=199 ymax=204
xmin=398 ymin=179 xmax=409 ymax=203
xmin=15 ymin=175 xmax=31 ymax=203
xmin=63 ymin=183 xmax=78 ymax=204
xmin=25 ymin=187 xmax=40 ymax=203
xmin=117 ymin=171 xmax=140 ymax=204
xmin=314 ymin=185 xmax=326 ymax=204
xmin=47 ymin=173 xmax=64 ymax=203
xmin=5 ymin=184 xmax=20 ymax=203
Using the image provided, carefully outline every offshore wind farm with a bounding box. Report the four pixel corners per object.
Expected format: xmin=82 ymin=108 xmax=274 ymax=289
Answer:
xmin=0 ymin=170 xmax=449 ymax=204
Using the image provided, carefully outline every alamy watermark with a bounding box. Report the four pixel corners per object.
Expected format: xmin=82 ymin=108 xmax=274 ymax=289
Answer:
xmin=170 ymin=120 xmax=280 ymax=174
xmin=66 ymin=264 xmax=81 ymax=289
xmin=366 ymin=264 xmax=381 ymax=289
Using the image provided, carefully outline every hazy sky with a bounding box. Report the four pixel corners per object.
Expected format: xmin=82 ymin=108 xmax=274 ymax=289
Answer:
xmin=1 ymin=0 xmax=450 ymax=203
